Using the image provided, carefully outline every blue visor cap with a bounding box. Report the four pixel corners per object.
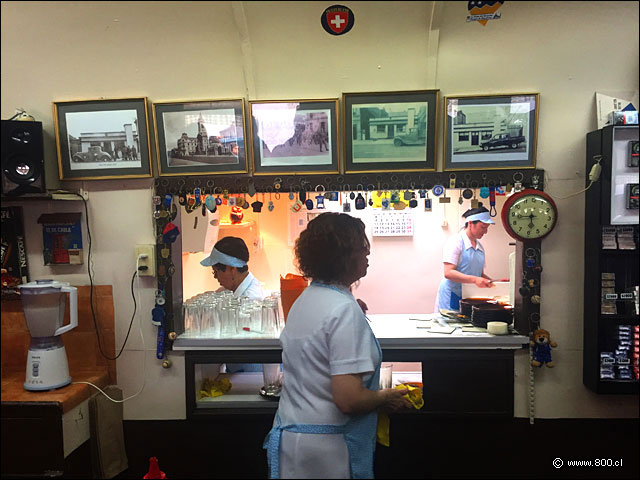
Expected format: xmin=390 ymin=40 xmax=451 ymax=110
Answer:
xmin=200 ymin=248 xmax=248 ymax=268
xmin=465 ymin=211 xmax=495 ymax=224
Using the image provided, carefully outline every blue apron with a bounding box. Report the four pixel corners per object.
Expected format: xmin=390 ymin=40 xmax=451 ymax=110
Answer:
xmin=263 ymin=282 xmax=382 ymax=479
xmin=436 ymin=235 xmax=485 ymax=311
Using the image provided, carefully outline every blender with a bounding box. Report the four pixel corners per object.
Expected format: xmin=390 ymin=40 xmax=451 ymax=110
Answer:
xmin=18 ymin=279 xmax=78 ymax=391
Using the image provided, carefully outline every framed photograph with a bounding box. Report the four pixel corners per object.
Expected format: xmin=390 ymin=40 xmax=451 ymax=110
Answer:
xmin=343 ymin=90 xmax=438 ymax=173
xmin=444 ymin=93 xmax=539 ymax=171
xmin=153 ymin=98 xmax=247 ymax=176
xmin=249 ymin=99 xmax=339 ymax=175
xmin=53 ymin=98 xmax=152 ymax=180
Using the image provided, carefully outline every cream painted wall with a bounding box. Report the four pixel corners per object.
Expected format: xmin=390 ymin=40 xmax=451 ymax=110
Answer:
xmin=1 ymin=1 xmax=638 ymax=419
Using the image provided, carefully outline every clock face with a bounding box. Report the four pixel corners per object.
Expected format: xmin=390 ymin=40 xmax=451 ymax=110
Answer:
xmin=506 ymin=193 xmax=557 ymax=240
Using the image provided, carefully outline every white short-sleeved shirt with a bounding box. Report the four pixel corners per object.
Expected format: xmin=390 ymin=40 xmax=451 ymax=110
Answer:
xmin=276 ymin=283 xmax=380 ymax=478
xmin=442 ymin=231 xmax=485 ymax=266
xmin=233 ymin=272 xmax=264 ymax=300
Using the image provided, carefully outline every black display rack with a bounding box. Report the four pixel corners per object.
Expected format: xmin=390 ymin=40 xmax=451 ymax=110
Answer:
xmin=583 ymin=126 xmax=639 ymax=394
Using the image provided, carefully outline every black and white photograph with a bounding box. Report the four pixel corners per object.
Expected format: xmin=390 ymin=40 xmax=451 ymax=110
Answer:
xmin=249 ymin=99 xmax=339 ymax=175
xmin=153 ymin=99 xmax=247 ymax=176
xmin=343 ymin=90 xmax=438 ymax=173
xmin=66 ymin=110 xmax=142 ymax=170
xmin=444 ymin=94 xmax=539 ymax=171
xmin=53 ymin=98 xmax=152 ymax=180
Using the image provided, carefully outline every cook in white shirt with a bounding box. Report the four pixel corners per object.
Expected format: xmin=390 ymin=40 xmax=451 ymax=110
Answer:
xmin=200 ymin=236 xmax=264 ymax=301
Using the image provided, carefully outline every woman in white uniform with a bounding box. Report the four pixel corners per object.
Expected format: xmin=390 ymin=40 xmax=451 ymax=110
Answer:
xmin=435 ymin=206 xmax=495 ymax=312
xmin=263 ymin=213 xmax=411 ymax=479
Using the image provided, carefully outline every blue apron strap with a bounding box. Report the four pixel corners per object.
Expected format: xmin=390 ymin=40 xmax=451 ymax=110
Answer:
xmin=263 ymin=412 xmax=346 ymax=479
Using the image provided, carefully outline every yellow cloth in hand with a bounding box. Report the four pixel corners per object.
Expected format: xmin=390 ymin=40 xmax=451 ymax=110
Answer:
xmin=376 ymin=384 xmax=424 ymax=447
xmin=197 ymin=377 xmax=232 ymax=399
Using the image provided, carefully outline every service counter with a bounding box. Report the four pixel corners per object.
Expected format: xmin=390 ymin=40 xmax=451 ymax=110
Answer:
xmin=173 ymin=314 xmax=528 ymax=418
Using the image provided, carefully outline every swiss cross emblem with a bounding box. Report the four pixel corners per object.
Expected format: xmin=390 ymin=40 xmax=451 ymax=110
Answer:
xmin=321 ymin=5 xmax=354 ymax=36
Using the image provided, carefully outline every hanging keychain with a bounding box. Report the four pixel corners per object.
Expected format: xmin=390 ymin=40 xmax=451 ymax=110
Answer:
xmin=424 ymin=190 xmax=432 ymax=212
xmin=479 ymin=175 xmax=490 ymax=199
xmin=343 ymin=184 xmax=351 ymax=212
xmin=315 ymin=184 xmax=326 ymax=209
xmin=471 ymin=181 xmax=479 ymax=208
xmin=489 ymin=186 xmax=497 ymax=217
xmin=267 ymin=187 xmax=275 ymax=212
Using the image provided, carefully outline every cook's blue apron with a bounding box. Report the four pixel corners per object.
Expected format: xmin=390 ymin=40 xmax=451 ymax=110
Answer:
xmin=263 ymin=282 xmax=382 ymax=479
xmin=436 ymin=237 xmax=485 ymax=311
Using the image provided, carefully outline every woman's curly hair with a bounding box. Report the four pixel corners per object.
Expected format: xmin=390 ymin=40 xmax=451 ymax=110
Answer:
xmin=295 ymin=212 xmax=369 ymax=284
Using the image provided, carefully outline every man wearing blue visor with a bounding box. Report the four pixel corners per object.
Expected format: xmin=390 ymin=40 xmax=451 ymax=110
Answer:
xmin=202 ymin=237 xmax=264 ymax=373
xmin=201 ymin=236 xmax=264 ymax=301
xmin=435 ymin=206 xmax=495 ymax=312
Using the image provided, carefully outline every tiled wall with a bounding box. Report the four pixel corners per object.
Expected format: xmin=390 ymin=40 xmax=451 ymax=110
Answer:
xmin=1 ymin=285 xmax=116 ymax=384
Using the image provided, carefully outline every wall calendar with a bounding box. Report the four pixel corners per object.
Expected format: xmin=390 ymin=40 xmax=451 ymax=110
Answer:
xmin=372 ymin=211 xmax=414 ymax=236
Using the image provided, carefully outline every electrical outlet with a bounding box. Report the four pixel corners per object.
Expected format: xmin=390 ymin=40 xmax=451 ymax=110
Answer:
xmin=135 ymin=244 xmax=156 ymax=277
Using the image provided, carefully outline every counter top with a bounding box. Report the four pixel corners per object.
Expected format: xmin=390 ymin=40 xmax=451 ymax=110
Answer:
xmin=1 ymin=369 xmax=110 ymax=414
xmin=173 ymin=313 xmax=529 ymax=350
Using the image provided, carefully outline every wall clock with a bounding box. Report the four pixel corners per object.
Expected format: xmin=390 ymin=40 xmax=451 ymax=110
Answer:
xmin=501 ymin=189 xmax=558 ymax=241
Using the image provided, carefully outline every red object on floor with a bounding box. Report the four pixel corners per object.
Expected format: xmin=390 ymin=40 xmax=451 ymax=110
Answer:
xmin=143 ymin=457 xmax=166 ymax=479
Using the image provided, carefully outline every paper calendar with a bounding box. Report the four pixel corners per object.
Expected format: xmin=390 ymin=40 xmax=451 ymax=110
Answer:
xmin=372 ymin=211 xmax=414 ymax=236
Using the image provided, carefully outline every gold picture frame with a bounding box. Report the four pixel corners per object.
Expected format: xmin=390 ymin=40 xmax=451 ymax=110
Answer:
xmin=53 ymin=97 xmax=152 ymax=180
xmin=342 ymin=90 xmax=438 ymax=173
xmin=444 ymin=93 xmax=539 ymax=171
xmin=248 ymin=98 xmax=340 ymax=175
xmin=152 ymin=98 xmax=248 ymax=176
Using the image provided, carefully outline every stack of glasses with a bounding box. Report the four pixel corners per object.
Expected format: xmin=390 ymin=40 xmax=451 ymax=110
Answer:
xmin=181 ymin=291 xmax=282 ymax=338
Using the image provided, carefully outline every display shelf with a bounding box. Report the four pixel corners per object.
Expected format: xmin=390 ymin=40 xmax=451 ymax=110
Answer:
xmin=584 ymin=126 xmax=639 ymax=395
xmin=195 ymin=373 xmax=278 ymax=411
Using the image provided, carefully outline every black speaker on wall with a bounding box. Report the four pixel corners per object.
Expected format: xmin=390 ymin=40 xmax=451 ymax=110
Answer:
xmin=1 ymin=120 xmax=46 ymax=196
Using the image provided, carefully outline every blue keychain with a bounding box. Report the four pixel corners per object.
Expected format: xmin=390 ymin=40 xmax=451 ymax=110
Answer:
xmin=432 ymin=185 xmax=444 ymax=196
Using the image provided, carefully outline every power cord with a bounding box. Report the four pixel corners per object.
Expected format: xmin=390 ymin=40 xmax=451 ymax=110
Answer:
xmin=68 ymin=191 xmax=147 ymax=402
xmin=543 ymin=155 xmax=602 ymax=200
xmin=71 ymin=260 xmax=148 ymax=403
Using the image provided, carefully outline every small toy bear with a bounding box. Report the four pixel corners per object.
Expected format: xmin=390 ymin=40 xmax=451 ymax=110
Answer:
xmin=530 ymin=328 xmax=557 ymax=367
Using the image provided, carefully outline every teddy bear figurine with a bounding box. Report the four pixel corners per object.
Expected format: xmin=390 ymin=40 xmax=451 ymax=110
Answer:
xmin=530 ymin=328 xmax=557 ymax=367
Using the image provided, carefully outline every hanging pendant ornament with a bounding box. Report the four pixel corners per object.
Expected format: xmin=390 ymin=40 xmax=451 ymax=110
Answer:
xmin=267 ymin=191 xmax=274 ymax=212
xmin=163 ymin=194 xmax=173 ymax=208
xmin=403 ymin=190 xmax=413 ymax=201
xmin=205 ymin=194 xmax=217 ymax=213
xmin=201 ymin=201 xmax=207 ymax=216
xmin=418 ymin=189 xmax=426 ymax=199
xmin=355 ymin=192 xmax=366 ymax=210
xmin=381 ymin=196 xmax=390 ymax=210
xmin=489 ymin=186 xmax=497 ymax=217
xmin=393 ymin=200 xmax=407 ymax=210
xmin=471 ymin=184 xmax=479 ymax=208
xmin=228 ymin=196 xmax=237 ymax=206
xmin=409 ymin=193 xmax=418 ymax=208
xmin=449 ymin=173 xmax=457 ymax=189
xmin=458 ymin=188 xmax=464 ymax=205
xmin=496 ymin=185 xmax=506 ymax=195
xmin=178 ymin=194 xmax=187 ymax=206
xmin=349 ymin=191 xmax=356 ymax=200
xmin=513 ymin=172 xmax=524 ymax=192
xmin=462 ymin=188 xmax=473 ymax=200
xmin=424 ymin=193 xmax=432 ymax=212
xmin=432 ymin=184 xmax=444 ymax=197
xmin=194 ymin=187 xmax=201 ymax=206
xmin=480 ymin=186 xmax=490 ymax=198
xmin=289 ymin=190 xmax=295 ymax=200
xmin=153 ymin=195 xmax=162 ymax=206
xmin=315 ymin=185 xmax=326 ymax=209
xmin=248 ymin=181 xmax=256 ymax=197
